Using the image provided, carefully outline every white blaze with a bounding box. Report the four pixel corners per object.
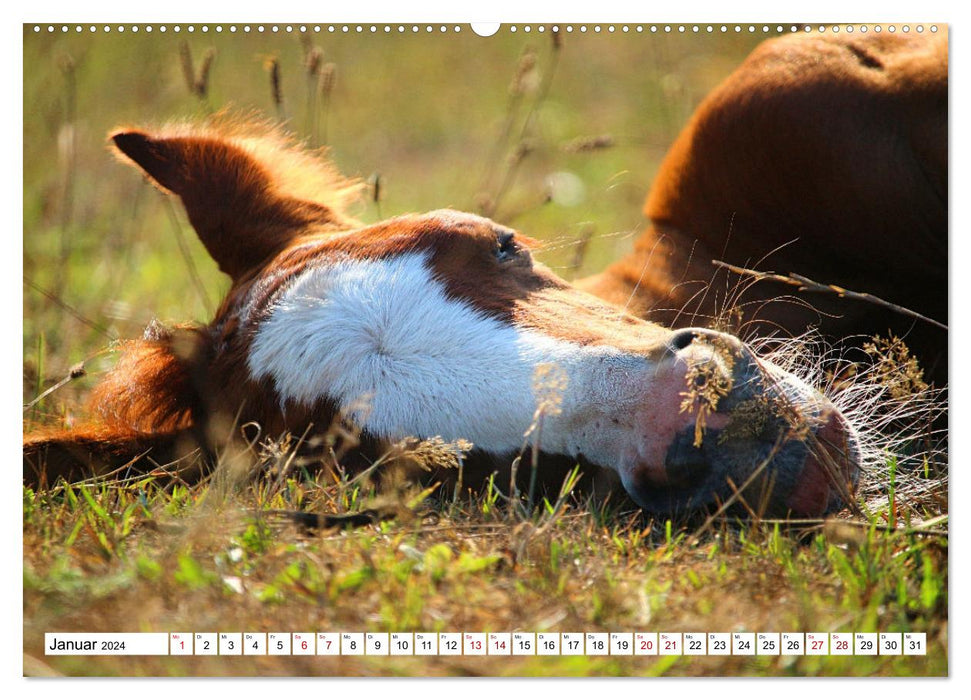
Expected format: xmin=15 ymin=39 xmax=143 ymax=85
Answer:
xmin=247 ymin=253 xmax=653 ymax=460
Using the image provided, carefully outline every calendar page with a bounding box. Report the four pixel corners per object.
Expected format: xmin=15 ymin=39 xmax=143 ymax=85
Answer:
xmin=21 ymin=16 xmax=948 ymax=679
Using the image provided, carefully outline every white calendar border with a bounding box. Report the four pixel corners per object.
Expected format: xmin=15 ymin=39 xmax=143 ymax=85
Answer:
xmin=11 ymin=0 xmax=963 ymax=697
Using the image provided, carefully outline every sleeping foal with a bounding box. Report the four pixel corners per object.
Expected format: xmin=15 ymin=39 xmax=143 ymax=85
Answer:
xmin=23 ymin=121 xmax=861 ymax=518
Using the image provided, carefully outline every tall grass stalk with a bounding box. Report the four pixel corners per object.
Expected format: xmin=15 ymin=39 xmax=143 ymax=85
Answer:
xmin=303 ymin=47 xmax=322 ymax=147
xmin=57 ymin=54 xmax=78 ymax=296
xmin=160 ymin=195 xmax=213 ymax=313
xmin=318 ymin=63 xmax=336 ymax=145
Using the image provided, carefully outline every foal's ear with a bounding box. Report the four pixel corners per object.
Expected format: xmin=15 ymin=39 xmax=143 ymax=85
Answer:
xmin=111 ymin=128 xmax=353 ymax=280
xmin=111 ymin=131 xmax=193 ymax=195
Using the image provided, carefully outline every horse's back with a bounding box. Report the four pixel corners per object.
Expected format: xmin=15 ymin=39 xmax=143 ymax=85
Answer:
xmin=581 ymin=30 xmax=947 ymax=381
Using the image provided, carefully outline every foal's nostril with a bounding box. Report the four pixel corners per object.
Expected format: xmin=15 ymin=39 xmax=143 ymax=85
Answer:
xmin=667 ymin=329 xmax=702 ymax=352
xmin=667 ymin=327 xmax=744 ymax=355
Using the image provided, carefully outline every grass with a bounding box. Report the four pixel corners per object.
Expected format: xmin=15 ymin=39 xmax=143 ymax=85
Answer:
xmin=22 ymin=459 xmax=947 ymax=676
xmin=21 ymin=25 xmax=948 ymax=677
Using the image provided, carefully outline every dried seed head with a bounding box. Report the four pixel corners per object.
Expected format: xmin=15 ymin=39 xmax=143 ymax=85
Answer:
xmin=179 ymin=41 xmax=195 ymax=94
xmin=679 ymin=336 xmax=735 ymax=447
xmin=863 ymin=335 xmax=929 ymax=400
xmin=510 ymin=47 xmax=539 ymax=97
xmin=194 ymin=48 xmax=216 ymax=98
xmin=57 ymin=53 xmax=76 ymax=75
xmin=305 ymin=47 xmax=323 ymax=77
xmin=266 ymin=57 xmax=283 ymax=108
xmin=711 ymin=305 xmax=744 ymax=337
xmin=562 ymin=134 xmax=615 ymax=153
xmin=299 ymin=32 xmax=313 ymax=57
xmin=389 ymin=436 xmax=473 ymax=472
xmin=368 ymin=173 xmax=382 ymax=204
xmin=318 ymin=62 xmax=337 ymax=97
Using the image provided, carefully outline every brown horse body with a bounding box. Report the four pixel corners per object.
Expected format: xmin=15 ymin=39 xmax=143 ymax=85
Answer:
xmin=580 ymin=31 xmax=947 ymax=383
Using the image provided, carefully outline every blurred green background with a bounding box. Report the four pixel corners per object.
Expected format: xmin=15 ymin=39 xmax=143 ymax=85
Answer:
xmin=23 ymin=24 xmax=763 ymax=418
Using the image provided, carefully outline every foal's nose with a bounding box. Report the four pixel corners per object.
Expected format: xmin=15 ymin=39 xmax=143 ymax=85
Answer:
xmin=622 ymin=327 xmax=862 ymax=517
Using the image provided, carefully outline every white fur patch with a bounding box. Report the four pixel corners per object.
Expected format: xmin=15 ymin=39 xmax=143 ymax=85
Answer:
xmin=247 ymin=252 xmax=654 ymax=461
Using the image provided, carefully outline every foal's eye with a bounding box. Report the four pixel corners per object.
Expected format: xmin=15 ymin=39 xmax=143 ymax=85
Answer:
xmin=496 ymin=231 xmax=518 ymax=262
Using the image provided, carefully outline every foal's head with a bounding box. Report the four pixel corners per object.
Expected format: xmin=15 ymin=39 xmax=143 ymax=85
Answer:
xmin=107 ymin=120 xmax=861 ymax=517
